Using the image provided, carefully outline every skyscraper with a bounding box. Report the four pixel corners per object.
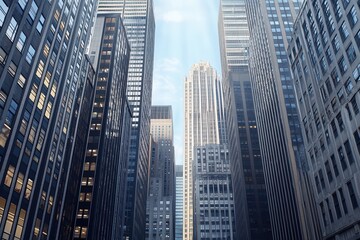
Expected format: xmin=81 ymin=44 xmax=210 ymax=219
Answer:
xmin=183 ymin=62 xmax=226 ymax=240
xmin=0 ymin=0 xmax=97 ymax=238
xmin=175 ymin=165 xmax=183 ymax=240
xmin=218 ymin=0 xmax=272 ymax=238
xmin=97 ymin=1 xmax=155 ymax=239
xmin=244 ymin=0 xmax=321 ymax=239
xmin=146 ymin=105 xmax=175 ymax=239
xmin=193 ymin=144 xmax=235 ymax=239
xmin=289 ymin=1 xmax=360 ymax=239
xmin=71 ymin=13 xmax=131 ymax=240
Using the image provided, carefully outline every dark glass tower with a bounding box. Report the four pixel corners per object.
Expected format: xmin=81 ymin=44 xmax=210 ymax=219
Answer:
xmin=218 ymin=1 xmax=272 ymax=239
xmin=72 ymin=13 xmax=131 ymax=240
xmin=0 ymin=0 xmax=97 ymax=238
xmin=289 ymin=1 xmax=360 ymax=239
xmin=244 ymin=0 xmax=321 ymax=239
xmin=97 ymin=1 xmax=156 ymax=239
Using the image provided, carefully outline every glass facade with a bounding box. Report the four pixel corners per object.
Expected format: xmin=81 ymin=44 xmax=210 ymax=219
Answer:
xmin=0 ymin=0 xmax=97 ymax=238
xmin=72 ymin=13 xmax=131 ymax=240
xmin=97 ymin=1 xmax=155 ymax=239
xmin=289 ymin=1 xmax=360 ymax=239
xmin=219 ymin=1 xmax=272 ymax=239
xmin=244 ymin=0 xmax=321 ymax=239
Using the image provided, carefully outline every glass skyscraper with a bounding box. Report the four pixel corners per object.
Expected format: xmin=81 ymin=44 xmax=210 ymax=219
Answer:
xmin=97 ymin=1 xmax=155 ymax=239
xmin=244 ymin=0 xmax=321 ymax=239
xmin=0 ymin=0 xmax=97 ymax=238
xmin=218 ymin=1 xmax=272 ymax=239
xmin=289 ymin=1 xmax=360 ymax=239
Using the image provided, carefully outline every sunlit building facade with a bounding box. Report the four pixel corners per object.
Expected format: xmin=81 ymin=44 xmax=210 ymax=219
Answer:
xmin=218 ymin=1 xmax=272 ymax=239
xmin=97 ymin=1 xmax=155 ymax=239
xmin=289 ymin=1 xmax=360 ymax=239
xmin=0 ymin=0 xmax=97 ymax=238
xmin=244 ymin=0 xmax=321 ymax=239
xmin=146 ymin=106 xmax=175 ymax=240
xmin=184 ymin=62 xmax=224 ymax=240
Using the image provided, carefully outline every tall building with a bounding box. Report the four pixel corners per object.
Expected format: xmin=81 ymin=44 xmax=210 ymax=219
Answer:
xmin=71 ymin=13 xmax=131 ymax=240
xmin=184 ymin=62 xmax=224 ymax=240
xmin=146 ymin=105 xmax=175 ymax=239
xmin=289 ymin=1 xmax=360 ymax=239
xmin=218 ymin=1 xmax=272 ymax=239
xmin=0 ymin=0 xmax=97 ymax=239
xmin=244 ymin=0 xmax=322 ymax=239
xmin=193 ymin=144 xmax=235 ymax=239
xmin=97 ymin=1 xmax=155 ymax=239
xmin=175 ymin=165 xmax=183 ymax=240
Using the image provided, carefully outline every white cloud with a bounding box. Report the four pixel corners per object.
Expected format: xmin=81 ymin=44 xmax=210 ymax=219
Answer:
xmin=155 ymin=57 xmax=182 ymax=73
xmin=160 ymin=11 xmax=185 ymax=23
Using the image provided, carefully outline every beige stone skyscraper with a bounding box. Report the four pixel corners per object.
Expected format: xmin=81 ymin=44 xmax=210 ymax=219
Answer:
xmin=183 ymin=62 xmax=222 ymax=240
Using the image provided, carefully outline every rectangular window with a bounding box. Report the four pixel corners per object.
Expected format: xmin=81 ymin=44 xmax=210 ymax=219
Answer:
xmin=0 ymin=47 xmax=6 ymax=64
xmin=8 ymin=61 xmax=17 ymax=77
xmin=26 ymin=45 xmax=35 ymax=64
xmin=28 ymin=1 xmax=38 ymax=24
xmin=17 ymin=74 xmax=26 ymax=88
xmin=338 ymin=56 xmax=348 ymax=75
xmin=325 ymin=161 xmax=333 ymax=183
xmin=6 ymin=17 xmax=18 ymax=41
xmin=0 ymin=197 xmax=5 ymax=223
xmin=348 ymin=6 xmax=358 ymax=28
xmin=16 ymin=32 xmax=26 ymax=52
xmin=331 ymin=154 xmax=339 ymax=177
xmin=0 ymin=0 xmax=8 ymax=27
xmin=339 ymin=188 xmax=348 ymax=214
xmin=346 ymin=43 xmax=356 ymax=63
xmin=344 ymin=140 xmax=354 ymax=165
xmin=338 ymin=146 xmax=347 ymax=170
xmin=333 ymin=193 xmax=342 ymax=219
xmin=25 ymin=179 xmax=33 ymax=199
xmin=332 ymin=35 xmax=341 ymax=53
xmin=14 ymin=172 xmax=24 ymax=193
xmin=339 ymin=22 xmax=350 ymax=41
xmin=4 ymin=165 xmax=15 ymax=187
xmin=36 ymin=15 xmax=45 ymax=33
xmin=347 ymin=181 xmax=358 ymax=209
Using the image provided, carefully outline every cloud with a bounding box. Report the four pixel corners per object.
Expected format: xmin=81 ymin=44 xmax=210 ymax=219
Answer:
xmin=160 ymin=11 xmax=185 ymax=23
xmin=155 ymin=57 xmax=182 ymax=73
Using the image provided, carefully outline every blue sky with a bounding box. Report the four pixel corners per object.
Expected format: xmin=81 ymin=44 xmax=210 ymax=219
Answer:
xmin=152 ymin=0 xmax=221 ymax=165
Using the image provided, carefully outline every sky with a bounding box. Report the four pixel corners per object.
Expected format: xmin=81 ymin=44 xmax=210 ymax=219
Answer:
xmin=152 ymin=0 xmax=221 ymax=165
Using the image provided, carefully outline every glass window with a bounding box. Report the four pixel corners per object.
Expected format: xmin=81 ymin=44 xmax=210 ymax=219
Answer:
xmin=16 ymin=32 xmax=27 ymax=52
xmin=345 ymin=78 xmax=353 ymax=94
xmin=8 ymin=61 xmax=17 ymax=77
xmin=344 ymin=140 xmax=354 ymax=164
xmin=26 ymin=45 xmax=35 ymax=64
xmin=348 ymin=6 xmax=358 ymax=28
xmin=4 ymin=165 xmax=15 ymax=187
xmin=338 ymin=56 xmax=348 ymax=75
xmin=14 ymin=172 xmax=24 ymax=193
xmin=0 ymin=47 xmax=6 ymax=64
xmin=346 ymin=43 xmax=356 ymax=63
xmin=347 ymin=181 xmax=358 ymax=209
xmin=6 ymin=17 xmax=18 ymax=41
xmin=339 ymin=22 xmax=349 ymax=41
xmin=0 ymin=0 xmax=8 ymax=27
xmin=36 ymin=15 xmax=45 ymax=33
xmin=332 ymin=35 xmax=341 ymax=53
xmin=17 ymin=74 xmax=26 ymax=88
xmin=18 ymin=0 xmax=27 ymax=10
xmin=0 ymin=197 xmax=5 ymax=222
xmin=28 ymin=1 xmax=38 ymax=24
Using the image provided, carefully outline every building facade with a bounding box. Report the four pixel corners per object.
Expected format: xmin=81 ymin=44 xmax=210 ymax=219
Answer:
xmin=184 ymin=62 xmax=223 ymax=240
xmin=244 ymin=0 xmax=321 ymax=239
xmin=218 ymin=1 xmax=272 ymax=239
xmin=289 ymin=1 xmax=360 ymax=239
xmin=146 ymin=106 xmax=175 ymax=239
xmin=175 ymin=165 xmax=183 ymax=240
xmin=71 ymin=13 xmax=131 ymax=240
xmin=193 ymin=144 xmax=235 ymax=239
xmin=0 ymin=0 xmax=97 ymax=238
xmin=97 ymin=1 xmax=156 ymax=239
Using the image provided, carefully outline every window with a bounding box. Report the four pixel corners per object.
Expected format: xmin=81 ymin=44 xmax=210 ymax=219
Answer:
xmin=331 ymin=155 xmax=339 ymax=177
xmin=351 ymin=97 xmax=359 ymax=115
xmin=325 ymin=161 xmax=333 ymax=183
xmin=18 ymin=0 xmax=27 ymax=10
xmin=338 ymin=56 xmax=348 ymax=75
xmin=4 ymin=203 xmax=16 ymax=237
xmin=344 ymin=140 xmax=354 ymax=165
xmin=347 ymin=181 xmax=358 ymax=209
xmin=339 ymin=22 xmax=349 ymax=41
xmin=6 ymin=17 xmax=18 ymax=41
xmin=25 ymin=179 xmax=33 ymax=199
xmin=336 ymin=113 xmax=344 ymax=132
xmin=4 ymin=165 xmax=15 ymax=187
xmin=8 ymin=61 xmax=17 ymax=77
xmin=14 ymin=172 xmax=24 ymax=193
xmin=333 ymin=193 xmax=342 ymax=219
xmin=26 ymin=45 xmax=35 ymax=64
xmin=353 ymin=64 xmax=360 ymax=82
xmin=16 ymin=32 xmax=27 ymax=52
xmin=37 ymin=93 xmax=45 ymax=110
xmin=332 ymin=35 xmax=341 ymax=53
xmin=0 ymin=197 xmax=5 ymax=222
xmin=348 ymin=6 xmax=358 ymax=28
xmin=36 ymin=60 xmax=44 ymax=78
xmin=339 ymin=188 xmax=348 ymax=214
xmin=0 ymin=0 xmax=8 ymax=27
xmin=346 ymin=43 xmax=356 ymax=63
xmin=29 ymin=83 xmax=38 ymax=102
xmin=345 ymin=78 xmax=353 ymax=94
xmin=338 ymin=146 xmax=347 ymax=170
xmin=331 ymin=68 xmax=340 ymax=85
xmin=17 ymin=74 xmax=26 ymax=88
xmin=0 ymin=47 xmax=6 ymax=64
xmin=36 ymin=15 xmax=45 ymax=33
xmin=28 ymin=1 xmax=38 ymax=24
